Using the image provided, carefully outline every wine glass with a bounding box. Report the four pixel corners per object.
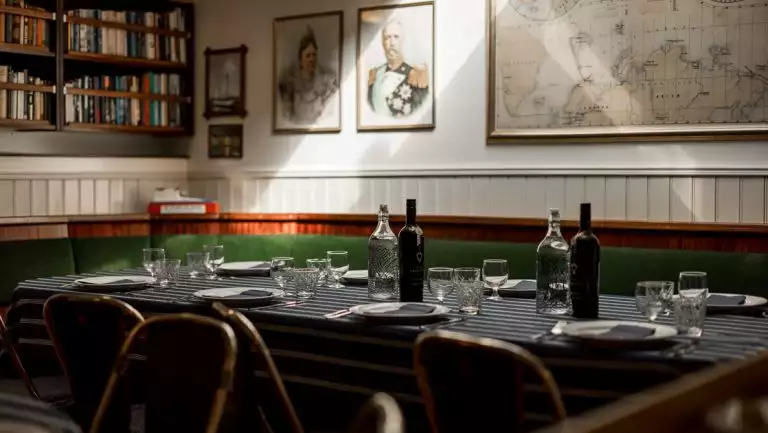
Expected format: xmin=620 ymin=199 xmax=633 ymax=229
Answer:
xmin=142 ymin=248 xmax=165 ymax=282
xmin=428 ymin=267 xmax=454 ymax=304
xmin=327 ymin=251 xmax=349 ymax=289
xmin=482 ymin=259 xmax=508 ymax=301
xmin=271 ymin=257 xmax=295 ymax=289
xmin=203 ymin=245 xmax=225 ymax=279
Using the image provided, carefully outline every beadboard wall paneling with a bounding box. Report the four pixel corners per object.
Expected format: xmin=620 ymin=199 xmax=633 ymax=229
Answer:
xmin=189 ymin=176 xmax=768 ymax=225
xmin=0 ymin=177 xmax=187 ymax=217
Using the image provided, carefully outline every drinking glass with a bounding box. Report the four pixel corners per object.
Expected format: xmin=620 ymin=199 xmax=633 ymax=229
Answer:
xmin=675 ymin=287 xmax=708 ymax=337
xmin=293 ymin=268 xmax=321 ymax=299
xmin=483 ymin=259 xmax=509 ymax=301
xmin=307 ymin=258 xmax=329 ymax=287
xmin=271 ymin=257 xmax=295 ymax=289
xmin=186 ymin=252 xmax=209 ymax=278
xmin=455 ymin=267 xmax=483 ymax=315
xmin=327 ymin=251 xmax=349 ymax=289
xmin=428 ymin=267 xmax=454 ymax=304
xmin=635 ymin=281 xmax=674 ymax=322
xmin=203 ymin=245 xmax=225 ymax=280
xmin=156 ymin=259 xmax=181 ymax=287
xmin=142 ymin=248 xmax=165 ymax=282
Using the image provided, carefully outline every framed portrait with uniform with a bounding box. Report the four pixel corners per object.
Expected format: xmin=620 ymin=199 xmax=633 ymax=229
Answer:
xmin=357 ymin=2 xmax=435 ymax=131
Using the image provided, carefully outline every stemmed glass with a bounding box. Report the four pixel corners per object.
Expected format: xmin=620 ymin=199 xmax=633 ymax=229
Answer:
xmin=482 ymin=259 xmax=508 ymax=301
xmin=428 ymin=267 xmax=454 ymax=304
xmin=327 ymin=251 xmax=349 ymax=289
xmin=203 ymin=245 xmax=225 ymax=280
xmin=142 ymin=248 xmax=165 ymax=283
xmin=271 ymin=257 xmax=295 ymax=289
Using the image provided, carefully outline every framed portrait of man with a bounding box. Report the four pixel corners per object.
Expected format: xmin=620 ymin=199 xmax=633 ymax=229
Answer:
xmin=204 ymin=46 xmax=248 ymax=119
xmin=274 ymin=11 xmax=343 ymax=133
xmin=357 ymin=2 xmax=435 ymax=131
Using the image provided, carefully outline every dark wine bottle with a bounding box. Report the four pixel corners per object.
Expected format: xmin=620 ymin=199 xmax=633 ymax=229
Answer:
xmin=570 ymin=203 xmax=601 ymax=318
xmin=399 ymin=199 xmax=424 ymax=302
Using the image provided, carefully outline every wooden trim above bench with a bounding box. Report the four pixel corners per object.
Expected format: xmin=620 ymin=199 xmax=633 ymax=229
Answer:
xmin=0 ymin=213 xmax=766 ymax=253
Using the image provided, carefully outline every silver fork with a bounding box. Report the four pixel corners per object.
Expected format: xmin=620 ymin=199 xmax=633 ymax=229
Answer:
xmin=324 ymin=309 xmax=352 ymax=319
xmin=532 ymin=321 xmax=567 ymax=341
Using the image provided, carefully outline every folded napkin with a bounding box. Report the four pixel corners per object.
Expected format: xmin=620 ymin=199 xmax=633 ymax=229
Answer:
xmin=224 ymin=289 xmax=273 ymax=299
xmin=509 ymin=280 xmax=536 ymax=291
xmin=217 ymin=263 xmax=271 ymax=276
xmin=708 ymin=294 xmax=747 ymax=306
xmin=598 ymin=325 xmax=656 ymax=340
xmin=80 ymin=279 xmax=138 ymax=286
xmin=367 ymin=303 xmax=436 ymax=316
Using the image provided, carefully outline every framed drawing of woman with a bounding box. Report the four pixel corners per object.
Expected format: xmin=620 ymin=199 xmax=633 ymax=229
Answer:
xmin=273 ymin=11 xmax=343 ymax=133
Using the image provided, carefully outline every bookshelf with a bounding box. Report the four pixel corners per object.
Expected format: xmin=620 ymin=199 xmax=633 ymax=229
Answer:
xmin=0 ymin=0 xmax=194 ymax=136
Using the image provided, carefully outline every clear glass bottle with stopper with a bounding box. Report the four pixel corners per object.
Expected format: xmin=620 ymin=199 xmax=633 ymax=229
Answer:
xmin=536 ymin=208 xmax=571 ymax=314
xmin=368 ymin=204 xmax=399 ymax=300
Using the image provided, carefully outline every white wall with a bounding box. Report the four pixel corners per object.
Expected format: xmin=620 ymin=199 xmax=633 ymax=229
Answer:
xmin=0 ymin=157 xmax=188 ymax=217
xmin=188 ymin=0 xmax=766 ymax=223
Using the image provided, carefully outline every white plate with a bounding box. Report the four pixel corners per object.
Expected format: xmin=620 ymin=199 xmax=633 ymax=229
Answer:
xmin=193 ymin=287 xmax=285 ymax=307
xmin=73 ymin=276 xmax=154 ymax=292
xmin=561 ymin=320 xmax=678 ymax=349
xmin=485 ymin=279 xmax=536 ymax=291
xmin=217 ymin=261 xmax=269 ymax=274
xmin=350 ymin=302 xmax=450 ymax=324
xmin=707 ymin=293 xmax=768 ymax=310
xmin=342 ymin=270 xmax=368 ymax=283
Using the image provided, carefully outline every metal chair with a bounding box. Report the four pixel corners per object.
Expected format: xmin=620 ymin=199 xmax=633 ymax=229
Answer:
xmin=43 ymin=294 xmax=144 ymax=432
xmin=211 ymin=302 xmax=304 ymax=433
xmin=414 ymin=330 xmax=566 ymax=433
xmin=90 ymin=313 xmax=238 ymax=433
xmin=346 ymin=393 xmax=404 ymax=433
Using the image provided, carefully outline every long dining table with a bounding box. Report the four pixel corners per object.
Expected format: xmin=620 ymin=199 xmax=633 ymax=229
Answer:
xmin=7 ymin=268 xmax=768 ymax=431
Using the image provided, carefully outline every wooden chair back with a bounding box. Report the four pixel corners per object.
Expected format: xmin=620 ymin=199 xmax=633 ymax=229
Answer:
xmin=211 ymin=302 xmax=304 ymax=433
xmin=414 ymin=330 xmax=566 ymax=433
xmin=90 ymin=313 xmax=238 ymax=433
xmin=43 ymin=294 xmax=144 ymax=432
xmin=346 ymin=393 xmax=404 ymax=433
xmin=537 ymin=349 xmax=768 ymax=433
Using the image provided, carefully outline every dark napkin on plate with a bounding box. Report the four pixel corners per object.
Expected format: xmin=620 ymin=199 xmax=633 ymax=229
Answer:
xmin=367 ymin=303 xmax=436 ymax=316
xmin=226 ymin=289 xmax=273 ymax=299
xmin=80 ymin=279 xmax=139 ymax=286
xmin=598 ymin=325 xmax=656 ymax=340
xmin=708 ymin=294 xmax=747 ymax=306
xmin=217 ymin=263 xmax=271 ymax=276
xmin=509 ymin=280 xmax=536 ymax=291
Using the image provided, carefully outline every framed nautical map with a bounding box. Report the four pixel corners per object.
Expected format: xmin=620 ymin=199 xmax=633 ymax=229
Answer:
xmin=488 ymin=0 xmax=768 ymax=142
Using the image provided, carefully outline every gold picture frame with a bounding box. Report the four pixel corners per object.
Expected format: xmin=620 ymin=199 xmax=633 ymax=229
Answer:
xmin=487 ymin=0 xmax=768 ymax=143
xmin=357 ymin=1 xmax=436 ymax=132
xmin=273 ymin=11 xmax=344 ymax=134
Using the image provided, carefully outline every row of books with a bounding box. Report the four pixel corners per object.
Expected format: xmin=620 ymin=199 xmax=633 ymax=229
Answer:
xmin=66 ymin=95 xmax=184 ymax=128
xmin=0 ymin=0 xmax=51 ymax=48
xmin=0 ymin=65 xmax=51 ymax=121
xmin=67 ymin=8 xmax=187 ymax=63
xmin=69 ymin=73 xmax=184 ymax=96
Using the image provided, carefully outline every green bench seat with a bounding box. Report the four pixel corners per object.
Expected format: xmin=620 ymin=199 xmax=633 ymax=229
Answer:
xmin=3 ymin=233 xmax=768 ymax=303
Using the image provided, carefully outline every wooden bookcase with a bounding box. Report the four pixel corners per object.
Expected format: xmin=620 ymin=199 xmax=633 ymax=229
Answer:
xmin=0 ymin=0 xmax=194 ymax=136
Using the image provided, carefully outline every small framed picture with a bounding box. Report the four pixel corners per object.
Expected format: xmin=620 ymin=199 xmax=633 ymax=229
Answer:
xmin=273 ymin=11 xmax=343 ymax=133
xmin=208 ymin=124 xmax=243 ymax=159
xmin=204 ymin=45 xmax=248 ymax=118
xmin=357 ymin=2 xmax=435 ymax=131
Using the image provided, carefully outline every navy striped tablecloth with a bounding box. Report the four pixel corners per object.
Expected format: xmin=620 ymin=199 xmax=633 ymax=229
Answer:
xmin=9 ymin=269 xmax=768 ymax=431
